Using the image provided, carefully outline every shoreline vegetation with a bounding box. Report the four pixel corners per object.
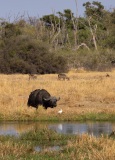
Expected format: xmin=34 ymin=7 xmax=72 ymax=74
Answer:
xmin=1 ymin=127 xmax=115 ymax=159
xmin=0 ymin=70 xmax=115 ymax=121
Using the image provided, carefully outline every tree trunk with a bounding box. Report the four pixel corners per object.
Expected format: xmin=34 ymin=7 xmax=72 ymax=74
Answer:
xmin=87 ymin=17 xmax=98 ymax=50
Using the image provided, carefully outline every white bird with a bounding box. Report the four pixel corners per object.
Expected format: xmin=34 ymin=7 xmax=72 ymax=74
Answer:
xmin=58 ymin=109 xmax=63 ymax=114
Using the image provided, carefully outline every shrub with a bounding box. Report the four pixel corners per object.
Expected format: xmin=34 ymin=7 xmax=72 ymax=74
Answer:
xmin=0 ymin=37 xmax=67 ymax=74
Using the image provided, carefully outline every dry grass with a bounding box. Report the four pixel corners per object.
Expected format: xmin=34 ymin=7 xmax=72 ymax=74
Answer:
xmin=0 ymin=70 xmax=115 ymax=120
xmin=61 ymin=134 xmax=115 ymax=160
xmin=0 ymin=141 xmax=32 ymax=159
xmin=1 ymin=133 xmax=115 ymax=159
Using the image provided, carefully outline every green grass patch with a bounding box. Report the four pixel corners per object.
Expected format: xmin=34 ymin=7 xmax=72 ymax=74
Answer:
xmin=20 ymin=127 xmax=75 ymax=146
xmin=76 ymin=113 xmax=115 ymax=121
xmin=1 ymin=112 xmax=115 ymax=122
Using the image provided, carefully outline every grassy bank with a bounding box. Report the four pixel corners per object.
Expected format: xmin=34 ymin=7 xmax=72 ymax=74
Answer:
xmin=0 ymin=128 xmax=115 ymax=160
xmin=0 ymin=70 xmax=115 ymax=121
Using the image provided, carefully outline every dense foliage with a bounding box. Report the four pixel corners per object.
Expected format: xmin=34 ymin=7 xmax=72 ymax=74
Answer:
xmin=0 ymin=1 xmax=115 ymax=73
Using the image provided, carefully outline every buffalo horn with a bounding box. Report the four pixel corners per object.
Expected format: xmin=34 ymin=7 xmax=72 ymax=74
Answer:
xmin=43 ymin=97 xmax=51 ymax=101
xmin=44 ymin=96 xmax=60 ymax=101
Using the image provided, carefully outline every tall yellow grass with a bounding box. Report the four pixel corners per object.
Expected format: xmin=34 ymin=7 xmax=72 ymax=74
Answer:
xmin=63 ymin=134 xmax=115 ymax=160
xmin=0 ymin=71 xmax=115 ymax=120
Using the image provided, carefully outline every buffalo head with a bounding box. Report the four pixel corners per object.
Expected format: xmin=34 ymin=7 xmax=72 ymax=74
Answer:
xmin=43 ymin=96 xmax=60 ymax=109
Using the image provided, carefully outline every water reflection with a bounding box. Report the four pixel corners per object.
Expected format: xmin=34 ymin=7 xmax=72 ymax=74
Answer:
xmin=0 ymin=121 xmax=114 ymax=137
xmin=34 ymin=146 xmax=60 ymax=152
xmin=48 ymin=122 xmax=113 ymax=137
xmin=0 ymin=121 xmax=46 ymax=136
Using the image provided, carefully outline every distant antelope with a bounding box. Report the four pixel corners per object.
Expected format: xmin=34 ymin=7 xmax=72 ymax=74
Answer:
xmin=106 ymin=73 xmax=110 ymax=77
xmin=29 ymin=74 xmax=37 ymax=80
xmin=58 ymin=73 xmax=70 ymax=81
xmin=111 ymin=60 xmax=115 ymax=64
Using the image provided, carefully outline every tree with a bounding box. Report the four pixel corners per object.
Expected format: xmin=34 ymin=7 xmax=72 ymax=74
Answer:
xmin=83 ymin=1 xmax=105 ymax=50
xmin=83 ymin=1 xmax=104 ymax=20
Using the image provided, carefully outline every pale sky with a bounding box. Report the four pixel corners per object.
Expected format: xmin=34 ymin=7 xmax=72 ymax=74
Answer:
xmin=0 ymin=0 xmax=114 ymax=21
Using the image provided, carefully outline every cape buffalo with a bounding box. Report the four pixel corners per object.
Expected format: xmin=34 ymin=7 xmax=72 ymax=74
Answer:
xmin=27 ymin=89 xmax=60 ymax=110
xmin=29 ymin=74 xmax=37 ymax=80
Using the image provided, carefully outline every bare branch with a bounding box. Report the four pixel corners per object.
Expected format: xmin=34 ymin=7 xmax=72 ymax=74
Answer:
xmin=76 ymin=43 xmax=90 ymax=50
xmin=87 ymin=17 xmax=98 ymax=50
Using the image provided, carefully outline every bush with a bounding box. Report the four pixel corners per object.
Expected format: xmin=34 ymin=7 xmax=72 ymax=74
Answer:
xmin=62 ymin=48 xmax=115 ymax=71
xmin=0 ymin=37 xmax=67 ymax=74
